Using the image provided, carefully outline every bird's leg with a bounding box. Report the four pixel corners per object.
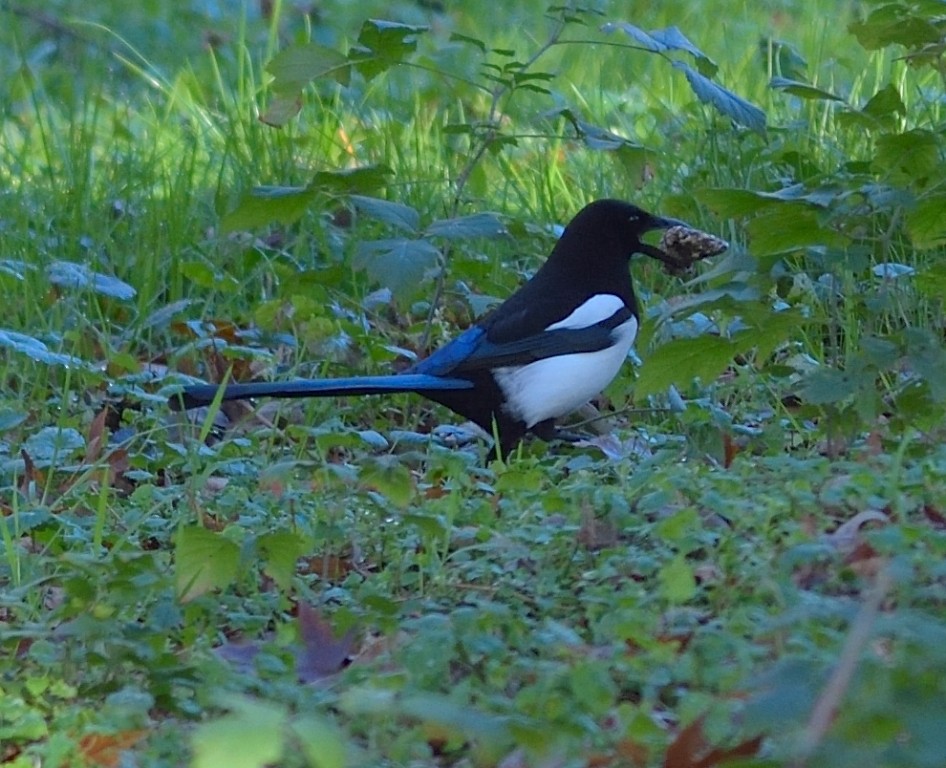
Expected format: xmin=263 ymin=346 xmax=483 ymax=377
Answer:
xmin=530 ymin=419 xmax=583 ymax=445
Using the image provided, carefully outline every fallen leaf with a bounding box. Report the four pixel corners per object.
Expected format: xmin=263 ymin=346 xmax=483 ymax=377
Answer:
xmin=78 ymin=730 xmax=149 ymax=768
xmin=664 ymin=715 xmax=762 ymax=768
xmin=295 ymin=603 xmax=357 ymax=683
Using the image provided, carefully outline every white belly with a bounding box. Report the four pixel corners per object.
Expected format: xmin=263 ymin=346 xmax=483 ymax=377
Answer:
xmin=493 ymin=316 xmax=638 ymax=428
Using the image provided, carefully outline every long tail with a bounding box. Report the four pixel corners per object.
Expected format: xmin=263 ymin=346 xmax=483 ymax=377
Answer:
xmin=169 ymin=374 xmax=474 ymax=411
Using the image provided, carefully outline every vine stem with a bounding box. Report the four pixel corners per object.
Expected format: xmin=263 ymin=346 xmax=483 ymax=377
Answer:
xmin=420 ymin=11 xmax=571 ymax=350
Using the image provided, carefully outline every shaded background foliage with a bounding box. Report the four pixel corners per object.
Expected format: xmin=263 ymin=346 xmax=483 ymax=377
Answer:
xmin=1 ymin=1 xmax=946 ymax=767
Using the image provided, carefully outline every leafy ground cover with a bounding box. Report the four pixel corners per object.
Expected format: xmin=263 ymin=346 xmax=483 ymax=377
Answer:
xmin=2 ymin=1 xmax=946 ymax=766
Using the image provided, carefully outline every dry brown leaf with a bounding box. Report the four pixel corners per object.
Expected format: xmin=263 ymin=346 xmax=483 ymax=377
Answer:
xmin=77 ymin=730 xmax=149 ymax=768
xmin=664 ymin=716 xmax=762 ymax=768
xmin=295 ymin=602 xmax=357 ymax=683
xmin=85 ymin=407 xmax=109 ymax=465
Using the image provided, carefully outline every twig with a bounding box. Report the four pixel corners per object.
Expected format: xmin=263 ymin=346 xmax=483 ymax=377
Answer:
xmin=792 ymin=563 xmax=893 ymax=767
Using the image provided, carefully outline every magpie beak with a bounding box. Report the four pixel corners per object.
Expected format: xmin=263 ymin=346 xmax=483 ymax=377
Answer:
xmin=170 ymin=199 xmax=688 ymax=458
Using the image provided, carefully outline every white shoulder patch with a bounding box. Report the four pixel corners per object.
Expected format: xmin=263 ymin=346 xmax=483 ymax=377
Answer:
xmin=545 ymin=294 xmax=626 ymax=331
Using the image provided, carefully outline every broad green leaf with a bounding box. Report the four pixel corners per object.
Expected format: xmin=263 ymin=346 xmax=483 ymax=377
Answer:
xmin=849 ymin=5 xmax=941 ymax=50
xmin=310 ymin=165 xmax=393 ymax=195
xmin=351 ymin=195 xmax=420 ymax=233
xmin=260 ymin=93 xmax=303 ymax=128
xmin=770 ymin=76 xmax=844 ymax=101
xmin=403 ymin=512 xmax=448 ymax=539
xmin=673 ymin=61 xmax=766 ymax=133
xmin=290 ymin=716 xmax=350 ymax=768
xmin=425 ymin=212 xmax=505 ymax=240
xmin=47 ymin=261 xmax=136 ymax=300
xmin=659 ymin=555 xmax=696 ymax=603
xmin=192 ymin=698 xmax=287 ymax=768
xmin=221 ymin=185 xmax=315 ymax=232
xmin=602 ymin=21 xmax=666 ymax=52
xmin=873 ymin=130 xmax=940 ymax=185
xmin=762 ymin=38 xmax=808 ymax=80
xmin=695 ymin=188 xmax=783 ymax=218
xmin=358 ymin=456 xmax=414 ymax=507
xmin=262 ymin=43 xmax=351 ymax=126
xmin=569 ymin=661 xmax=619 ymax=715
xmin=23 ymin=427 xmax=85 ymax=463
xmin=351 ymin=19 xmax=428 ymax=81
xmin=258 ymin=530 xmax=306 ymax=591
xmin=266 ymin=42 xmax=351 ymax=90
xmin=635 ymin=335 xmax=742 ymax=397
xmin=863 ymin=84 xmax=907 ymax=118
xmin=904 ymin=328 xmax=946 ymax=402
xmin=914 ymin=262 xmax=946 ymax=299
xmin=611 ymin=143 xmax=649 ymax=183
xmin=0 ymin=409 xmax=27 ymax=431
xmin=398 ymin=693 xmax=510 ymax=748
xmin=176 ymin=526 xmax=241 ymax=602
xmin=799 ymin=366 xmax=858 ymax=405
xmin=650 ymin=26 xmax=718 ymax=76
xmin=746 ymin=204 xmax=846 ymax=256
xmin=0 ymin=329 xmax=88 ymax=369
xmin=352 ymin=238 xmax=440 ymax=298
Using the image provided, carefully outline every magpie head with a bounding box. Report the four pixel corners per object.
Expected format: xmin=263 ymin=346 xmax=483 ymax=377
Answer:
xmin=562 ymin=199 xmax=686 ymax=252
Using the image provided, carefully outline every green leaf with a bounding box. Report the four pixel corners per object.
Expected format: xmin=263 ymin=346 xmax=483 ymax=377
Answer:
xmin=398 ymin=693 xmax=510 ymax=750
xmin=659 ymin=555 xmax=696 ymax=603
xmin=351 ymin=195 xmax=420 ymax=233
xmin=290 ymin=715 xmax=350 ymax=768
xmin=425 ymin=212 xmax=505 ymax=239
xmin=770 ymin=76 xmax=844 ymax=101
xmin=849 ymin=5 xmax=942 ymax=50
xmin=262 ymin=43 xmax=351 ymax=126
xmin=799 ymin=366 xmax=858 ymax=405
xmin=221 ymin=185 xmax=315 ymax=233
xmin=351 ymin=19 xmax=428 ymax=81
xmin=762 ymin=38 xmax=808 ymax=80
xmin=694 ymin=188 xmax=782 ymax=218
xmin=175 ymin=526 xmax=241 ymax=602
xmin=907 ymin=193 xmax=946 ymax=249
xmin=192 ymin=697 xmax=287 ymax=768
xmin=266 ymin=42 xmax=351 ymax=90
xmin=353 ymin=238 xmax=441 ymax=298
xmin=569 ymin=661 xmax=619 ymax=715
xmin=873 ymin=130 xmax=939 ymax=184
xmin=260 ymin=93 xmax=303 ymax=128
xmin=862 ymin=84 xmax=907 ymax=118
xmin=746 ymin=204 xmax=846 ymax=256
xmin=0 ymin=409 xmax=27 ymax=431
xmin=358 ymin=456 xmax=414 ymax=507
xmin=635 ymin=335 xmax=742 ymax=397
xmin=448 ymin=31 xmax=487 ymax=53
xmin=914 ymin=262 xmax=946 ymax=299
xmin=651 ymin=26 xmax=718 ymax=76
xmin=602 ymin=21 xmax=666 ymax=52
xmin=258 ymin=530 xmax=306 ymax=591
xmin=310 ymin=165 xmax=393 ymax=195
xmin=673 ymin=61 xmax=766 ymax=133
xmin=0 ymin=329 xmax=88 ymax=369
xmin=23 ymin=427 xmax=85 ymax=463
xmin=904 ymin=328 xmax=946 ymax=402
xmin=47 ymin=261 xmax=136 ymax=300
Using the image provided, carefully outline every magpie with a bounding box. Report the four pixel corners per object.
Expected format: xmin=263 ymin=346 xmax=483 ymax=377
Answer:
xmin=171 ymin=199 xmax=685 ymax=456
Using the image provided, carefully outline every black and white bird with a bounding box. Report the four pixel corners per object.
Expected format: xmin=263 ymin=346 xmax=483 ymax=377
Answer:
xmin=171 ymin=199 xmax=685 ymax=456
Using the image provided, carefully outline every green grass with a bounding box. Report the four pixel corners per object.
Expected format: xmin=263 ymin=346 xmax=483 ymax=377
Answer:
xmin=2 ymin=1 xmax=946 ymax=767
